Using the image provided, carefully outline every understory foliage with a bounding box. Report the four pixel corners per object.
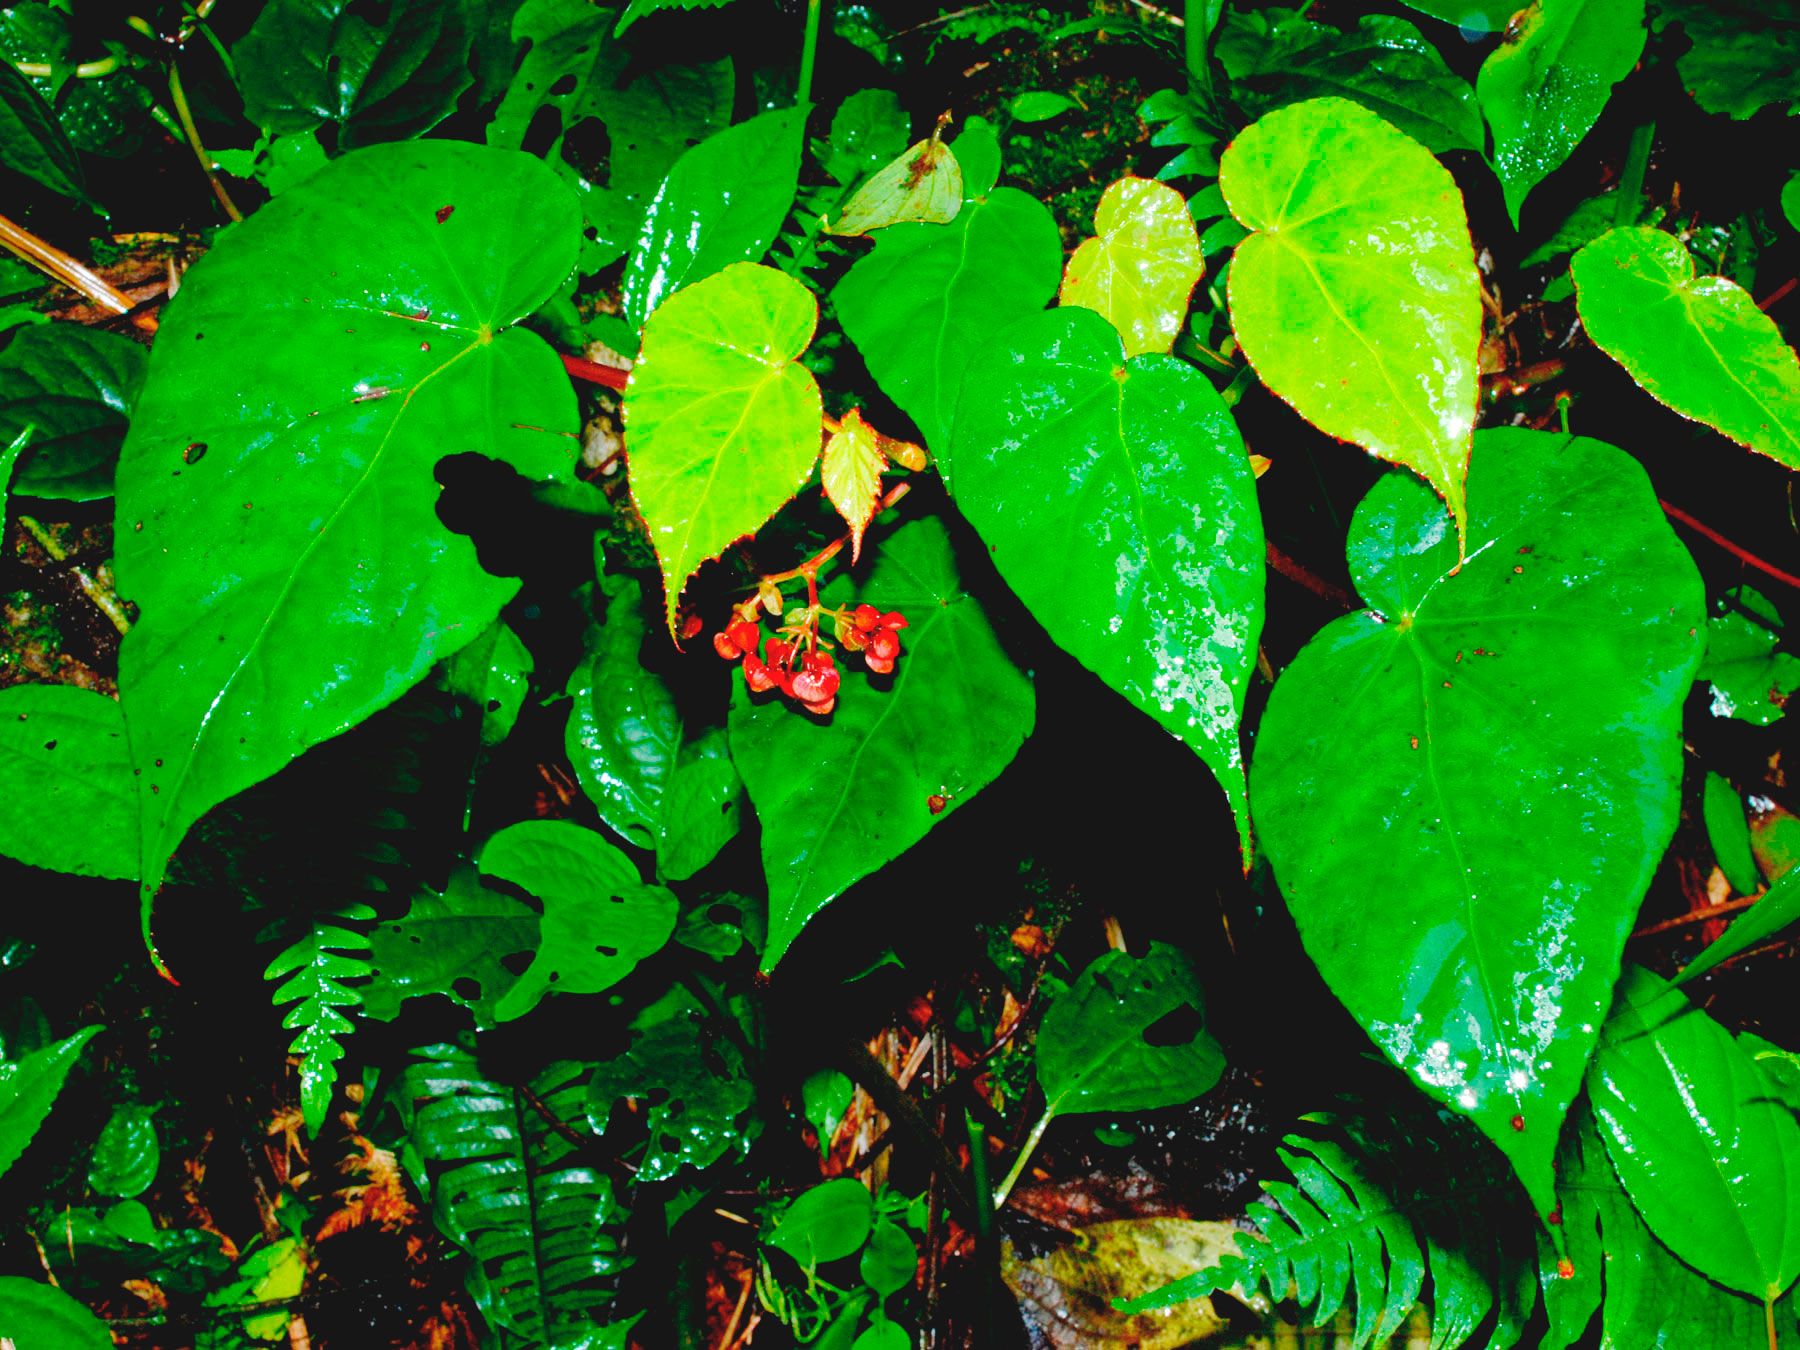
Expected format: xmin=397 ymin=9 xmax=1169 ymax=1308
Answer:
xmin=0 ymin=0 xmax=1798 ymax=1346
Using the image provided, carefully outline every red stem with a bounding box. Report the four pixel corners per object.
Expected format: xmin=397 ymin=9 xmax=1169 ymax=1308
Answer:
xmin=1266 ymin=541 xmax=1358 ymax=610
xmin=1659 ymin=499 xmax=1800 ymax=594
xmin=764 ymin=482 xmax=912 ymax=587
xmin=560 ymin=353 xmax=630 ymax=391
xmin=1757 ymin=277 xmax=1797 ymax=312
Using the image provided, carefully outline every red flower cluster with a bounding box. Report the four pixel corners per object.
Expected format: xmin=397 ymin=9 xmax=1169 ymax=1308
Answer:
xmin=836 ymin=604 xmax=908 ymax=674
xmin=714 ymin=603 xmax=908 ymax=716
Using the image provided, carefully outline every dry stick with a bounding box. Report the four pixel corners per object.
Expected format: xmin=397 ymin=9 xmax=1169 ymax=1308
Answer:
xmin=17 ymin=516 xmax=132 ymax=636
xmin=715 ymin=1267 xmax=754 ymax=1350
xmin=1659 ymin=499 xmax=1800 ymax=594
xmin=0 ymin=212 xmax=156 ymax=332
xmin=837 ymin=1036 xmax=978 ymax=1220
xmin=1630 ymin=893 xmax=1761 ymax=939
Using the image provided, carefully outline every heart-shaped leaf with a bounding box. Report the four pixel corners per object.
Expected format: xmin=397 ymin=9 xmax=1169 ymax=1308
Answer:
xmin=1476 ymin=0 xmax=1646 ymax=225
xmin=624 ymin=262 xmax=823 ymax=635
xmin=948 ymin=307 xmax=1263 ymax=848
xmin=1221 ymin=97 xmax=1480 ymax=548
xmin=115 ymin=141 xmax=581 ymax=915
xmin=0 ymin=685 xmax=136 ymax=880
xmin=363 ymin=866 xmax=539 ymax=1029
xmin=728 ymin=512 xmax=1034 ymax=969
xmin=1058 ymin=177 xmax=1204 ymax=359
xmin=825 ymin=129 xmax=963 ymax=237
xmin=1700 ymin=586 xmax=1800 ymax=725
xmin=1572 ymin=226 xmax=1800 ymax=468
xmin=1250 ymin=429 xmax=1705 ymax=1221
xmin=1590 ymin=965 xmax=1800 ymax=1302
xmin=0 ymin=323 xmax=146 ymax=501
xmin=480 ymin=821 xmax=677 ymax=1022
xmin=833 ymin=187 xmax=1061 ymax=452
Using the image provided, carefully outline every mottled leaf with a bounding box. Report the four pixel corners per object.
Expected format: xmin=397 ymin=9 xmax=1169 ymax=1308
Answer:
xmin=825 ymin=130 xmax=963 ymax=236
xmin=1058 ymin=177 xmax=1204 ymax=359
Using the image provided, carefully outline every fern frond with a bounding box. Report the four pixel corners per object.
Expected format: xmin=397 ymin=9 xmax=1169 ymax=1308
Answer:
xmin=265 ymin=903 xmax=374 ymax=1137
xmin=1138 ymin=89 xmax=1228 ymax=185
xmin=401 ymin=1044 xmax=631 ymax=1348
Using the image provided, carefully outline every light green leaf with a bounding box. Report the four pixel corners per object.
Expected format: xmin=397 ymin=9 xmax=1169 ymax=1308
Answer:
xmin=0 ymin=321 xmax=146 ymax=501
xmin=265 ymin=904 xmax=374 ymax=1135
xmin=1009 ymin=91 xmax=1081 ymax=122
xmin=1476 ymin=0 xmax=1646 ymax=226
xmin=1703 ymin=771 xmax=1762 ymax=896
xmin=0 ymin=1276 xmax=112 ymax=1350
xmin=480 ymin=821 xmax=678 ymax=1021
xmin=728 ymin=513 xmax=1033 ymax=969
xmin=948 ymin=307 xmax=1262 ymax=849
xmin=623 ymin=263 xmax=823 ymax=636
xmin=825 ymin=133 xmax=963 ymax=237
xmin=115 ymin=142 xmax=581 ymax=913
xmin=0 ymin=1026 xmax=101 ymax=1183
xmin=860 ymin=1218 xmax=917 ymax=1297
xmin=363 ymin=866 xmax=538 ymax=1029
xmin=86 ymin=1104 xmax=158 ymax=1198
xmin=1699 ymin=586 xmax=1800 ymax=725
xmin=802 ymin=1068 xmax=852 ymax=1159
xmin=1651 ymin=0 xmax=1800 ymax=120
xmin=1573 ymin=226 xmax=1800 ymax=467
xmin=1674 ymin=866 xmax=1800 ymax=988
xmin=1221 ymin=97 xmax=1480 ymax=548
xmin=0 ymin=685 xmax=135 ymax=880
xmin=770 ymin=1178 xmax=874 ymax=1266
xmin=1250 ymin=430 xmax=1706 ymax=1222
xmin=1058 ymin=176 xmax=1205 ymax=358
xmin=1590 ymin=965 xmax=1800 ymax=1302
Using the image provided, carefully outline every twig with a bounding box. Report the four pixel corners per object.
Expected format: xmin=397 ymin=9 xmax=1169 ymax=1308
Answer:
xmin=17 ymin=515 xmax=132 ymax=635
xmin=1758 ymin=277 xmax=1797 ymax=313
xmin=716 ymin=1266 xmax=753 ymax=1350
xmin=1659 ymin=499 xmax=1800 ymax=594
xmin=837 ymin=1037 xmax=978 ymax=1219
xmin=0 ymin=213 xmax=156 ymax=332
xmin=1481 ymin=357 xmax=1567 ymax=402
xmin=1266 ymin=540 xmax=1357 ymax=610
xmin=1630 ymin=893 xmax=1760 ymax=939
xmin=169 ymin=61 xmax=242 ymax=222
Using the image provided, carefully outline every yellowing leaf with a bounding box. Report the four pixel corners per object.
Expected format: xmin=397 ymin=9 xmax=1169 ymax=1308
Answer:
xmin=821 ymin=408 xmax=887 ymax=560
xmin=624 ymin=262 xmax=824 ymax=634
xmin=1058 ymin=176 xmax=1204 ymax=358
xmin=824 ymin=129 xmax=963 ymax=236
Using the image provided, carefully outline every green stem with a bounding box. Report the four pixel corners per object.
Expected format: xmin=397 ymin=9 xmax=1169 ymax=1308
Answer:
xmin=1185 ymin=0 xmax=1204 ymax=94
xmin=1616 ymin=121 xmax=1654 ymax=228
xmin=12 ymin=55 xmax=119 ymax=78
xmin=17 ymin=515 xmax=133 ymax=636
xmin=796 ymin=0 xmax=822 ymax=108
xmin=990 ymin=1104 xmax=1055 ymax=1211
xmin=964 ymin=1111 xmax=993 ymax=1244
xmin=169 ymin=60 xmax=243 ymax=223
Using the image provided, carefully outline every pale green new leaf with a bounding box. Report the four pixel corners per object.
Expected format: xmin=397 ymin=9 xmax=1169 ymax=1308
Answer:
xmin=1058 ymin=176 xmax=1204 ymax=358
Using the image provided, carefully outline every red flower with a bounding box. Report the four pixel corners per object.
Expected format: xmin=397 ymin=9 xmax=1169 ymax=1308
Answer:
xmin=790 ymin=651 xmax=840 ymax=713
xmin=714 ymin=619 xmax=763 ymax=661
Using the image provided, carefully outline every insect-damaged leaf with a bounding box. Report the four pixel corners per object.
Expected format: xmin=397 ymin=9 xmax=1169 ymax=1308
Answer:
xmin=1058 ymin=176 xmax=1204 ymax=359
xmin=1573 ymin=227 xmax=1800 ymax=469
xmin=1250 ymin=429 xmax=1705 ymax=1224
xmin=1221 ymin=97 xmax=1480 ymax=550
xmin=115 ymin=141 xmax=581 ymax=920
xmin=624 ymin=262 xmax=823 ymax=636
xmin=824 ymin=129 xmax=963 ymax=236
xmin=820 ymin=408 xmax=887 ymax=560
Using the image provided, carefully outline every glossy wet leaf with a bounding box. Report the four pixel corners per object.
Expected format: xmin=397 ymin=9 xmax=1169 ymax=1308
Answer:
xmin=1388 ymin=0 xmax=1511 ymax=34
xmin=1703 ymin=771 xmax=1760 ymax=897
xmin=1057 ymin=177 xmax=1204 ymax=359
xmin=0 ymin=322 xmax=146 ymax=501
xmin=363 ymin=866 xmax=537 ymax=1029
xmin=729 ymin=513 xmax=1033 ymax=969
xmin=1476 ymin=0 xmax=1646 ymax=226
xmin=587 ymin=989 xmax=754 ymax=1182
xmin=1216 ymin=8 xmax=1484 ymax=155
xmin=489 ymin=0 xmax=733 ymax=268
xmin=1699 ymin=586 xmax=1800 ymax=724
xmin=0 ymin=1026 xmax=100 ymax=1183
xmin=480 ymin=821 xmax=677 ymax=1022
xmin=1573 ymin=227 xmax=1800 ymax=467
xmin=949 ymin=307 xmax=1262 ymax=846
xmin=833 ymin=186 xmax=1061 ymax=452
xmin=802 ymin=1068 xmax=852 ymax=1159
xmin=102 ymin=1199 xmax=157 ymax=1246
xmin=115 ymin=141 xmax=580 ymax=914
xmin=437 ymin=619 xmax=532 ymax=747
xmin=1590 ymin=965 xmax=1800 ymax=1301
xmin=625 ymin=263 xmax=823 ymax=635
xmin=86 ymin=1104 xmax=158 ymax=1198
xmin=1221 ymin=98 xmax=1480 ymax=546
xmin=0 ymin=1276 xmax=112 ymax=1350
xmin=234 ymin=0 xmax=474 ymax=148
xmin=1651 ymin=0 xmax=1800 ymax=120
xmin=0 ymin=685 xmax=135 ymax=880
xmin=821 ymin=408 xmax=887 ymax=559
xmin=825 ymin=132 xmax=963 ymax=236
xmin=0 ymin=61 xmax=87 ymax=204
xmin=822 ymin=89 xmax=909 ymax=189
xmin=266 ymin=903 xmax=374 ymax=1136
xmin=1673 ymin=867 xmax=1800 ymax=988
xmin=770 ymin=1178 xmax=874 ymax=1265
xmin=1250 ymin=429 xmax=1706 ymax=1221
xmin=622 ymin=105 xmax=809 ymax=328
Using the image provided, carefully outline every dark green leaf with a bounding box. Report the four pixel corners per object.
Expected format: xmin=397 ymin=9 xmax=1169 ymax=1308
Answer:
xmin=659 ymin=733 xmax=745 ymax=882
xmin=1590 ymin=965 xmax=1800 ymax=1300
xmin=86 ymin=1104 xmax=158 ymax=1198
xmin=861 ymin=1218 xmax=917 ymax=1296
xmin=115 ymin=141 xmax=580 ymax=907
xmin=364 ymin=867 xmax=538 ymax=1029
xmin=824 ymin=89 xmax=909 ymax=188
xmin=1673 ymin=867 xmax=1800 ymax=987
xmin=948 ymin=307 xmax=1263 ymax=847
xmin=234 ymin=0 xmax=475 ymax=148
xmin=1521 ymin=191 xmax=1634 ymax=268
xmin=613 ymin=0 xmax=733 ymax=37
xmin=801 ymin=1068 xmax=852 ymax=1160
xmin=622 ymin=105 xmax=809 ymax=329
xmin=436 ymin=619 xmax=532 ymax=747
xmin=211 ymin=131 xmax=330 ymax=199
xmin=0 ymin=1026 xmax=101 ymax=1183
xmin=1703 ymin=771 xmax=1762 ymax=896
xmin=1038 ymin=943 xmax=1223 ymax=1117
xmin=0 ymin=1276 xmax=112 ymax=1350
xmin=1651 ymin=0 xmax=1800 ymax=119
xmin=833 ymin=188 xmax=1060 ymax=452
xmin=770 ymin=1177 xmax=874 ymax=1265
xmin=1699 ymin=586 xmax=1800 ymax=724
xmin=479 ymin=821 xmax=678 ymax=1021
xmin=728 ymin=513 xmax=1034 ymax=969
xmin=0 ymin=319 xmax=144 ymax=501
xmin=1785 ymin=172 xmax=1800 ymax=232
xmin=1216 ymin=8 xmax=1484 ymax=155
xmin=1251 ymin=429 xmax=1706 ymax=1221
xmin=0 ymin=685 xmax=135 ymax=880
xmin=1476 ymin=0 xmax=1645 ymax=226
xmin=0 ymin=60 xmax=88 ymax=204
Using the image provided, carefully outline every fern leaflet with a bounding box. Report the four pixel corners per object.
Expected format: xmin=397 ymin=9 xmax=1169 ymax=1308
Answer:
xmin=264 ymin=902 xmax=374 ymax=1137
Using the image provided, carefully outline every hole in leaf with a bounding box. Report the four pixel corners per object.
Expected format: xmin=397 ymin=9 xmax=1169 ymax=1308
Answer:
xmin=521 ymin=104 xmax=563 ymax=158
xmin=547 ymin=72 xmax=576 ymax=97
xmin=42 ymin=740 xmax=55 ymax=750
xmin=594 ymin=944 xmax=618 ymax=958
xmin=500 ymin=951 xmax=532 ymax=976
xmin=451 ymin=977 xmax=480 ymax=1001
xmin=645 ymin=1087 xmax=671 ymax=1107
xmin=1142 ymin=1003 xmax=1204 ymax=1048
xmin=707 ymin=903 xmax=741 ymax=924
xmin=659 ymin=1134 xmax=682 ymax=1154
xmin=562 ymin=117 xmax=609 ymax=179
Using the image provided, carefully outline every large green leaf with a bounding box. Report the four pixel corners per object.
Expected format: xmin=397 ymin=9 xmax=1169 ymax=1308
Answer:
xmin=1699 ymin=586 xmax=1800 ymax=725
xmin=0 ymin=1026 xmax=100 ymax=1184
xmin=363 ymin=866 xmax=538 ymax=1029
xmin=624 ymin=263 xmax=823 ymax=635
xmin=1590 ymin=965 xmax=1800 ymax=1303
xmin=0 ymin=1276 xmax=112 ymax=1350
xmin=1249 ymin=429 xmax=1706 ymax=1221
xmin=234 ymin=0 xmax=474 ymax=148
xmin=0 ymin=323 xmax=147 ymax=501
xmin=1651 ymin=0 xmax=1800 ymax=119
xmin=1221 ymin=98 xmax=1480 ymax=547
xmin=488 ymin=0 xmax=733 ymax=269
xmin=948 ymin=307 xmax=1263 ymax=848
xmin=0 ymin=60 xmax=87 ymax=204
xmin=1572 ymin=226 xmax=1800 ymax=468
xmin=728 ymin=512 xmax=1034 ymax=969
xmin=1476 ymin=0 xmax=1646 ymax=226
xmin=1216 ymin=8 xmax=1484 ymax=155
xmin=0 ymin=685 xmax=136 ymax=880
xmin=833 ymin=187 xmax=1062 ymax=453
xmin=479 ymin=821 xmax=678 ymax=1022
xmin=622 ymin=106 xmax=809 ymax=329
xmin=114 ymin=141 xmax=580 ymax=916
